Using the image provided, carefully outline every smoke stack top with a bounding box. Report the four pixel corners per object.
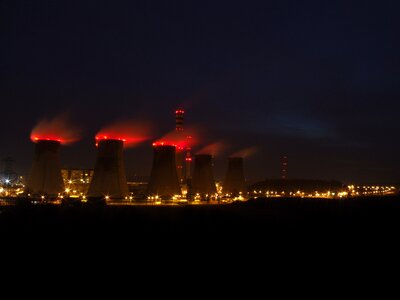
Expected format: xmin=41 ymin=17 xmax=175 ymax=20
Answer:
xmin=152 ymin=141 xmax=185 ymax=150
xmin=154 ymin=128 xmax=196 ymax=150
xmin=96 ymin=135 xmax=126 ymax=142
xmin=32 ymin=137 xmax=62 ymax=143
xmin=30 ymin=114 xmax=81 ymax=145
xmin=96 ymin=120 xmax=153 ymax=148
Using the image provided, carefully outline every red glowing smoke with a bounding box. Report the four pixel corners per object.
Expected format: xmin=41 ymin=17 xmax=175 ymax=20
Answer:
xmin=96 ymin=120 xmax=153 ymax=148
xmin=153 ymin=128 xmax=197 ymax=150
xmin=30 ymin=114 xmax=81 ymax=145
xmin=230 ymin=146 xmax=259 ymax=158
xmin=196 ymin=141 xmax=226 ymax=156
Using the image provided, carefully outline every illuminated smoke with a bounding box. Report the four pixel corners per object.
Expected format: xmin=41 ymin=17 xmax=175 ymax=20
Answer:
xmin=30 ymin=114 xmax=81 ymax=145
xmin=196 ymin=141 xmax=226 ymax=156
xmin=96 ymin=120 xmax=153 ymax=148
xmin=153 ymin=127 xmax=198 ymax=150
xmin=230 ymin=146 xmax=259 ymax=158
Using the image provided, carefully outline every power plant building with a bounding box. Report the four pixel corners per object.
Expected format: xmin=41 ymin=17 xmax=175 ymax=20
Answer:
xmin=223 ymin=157 xmax=246 ymax=195
xmin=27 ymin=139 xmax=65 ymax=197
xmin=61 ymin=168 xmax=93 ymax=197
xmin=87 ymin=139 xmax=129 ymax=200
xmin=191 ymin=154 xmax=216 ymax=196
xmin=147 ymin=144 xmax=181 ymax=197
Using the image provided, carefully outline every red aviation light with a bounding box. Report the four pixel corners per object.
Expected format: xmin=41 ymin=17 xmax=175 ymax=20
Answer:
xmin=31 ymin=136 xmax=63 ymax=143
xmin=152 ymin=141 xmax=188 ymax=149
xmin=95 ymin=135 xmax=127 ymax=142
xmin=152 ymin=141 xmax=176 ymax=147
xmin=95 ymin=135 xmax=128 ymax=147
xmin=152 ymin=142 xmax=165 ymax=146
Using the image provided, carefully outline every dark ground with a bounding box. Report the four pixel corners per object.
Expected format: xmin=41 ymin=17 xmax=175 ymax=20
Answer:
xmin=1 ymin=196 xmax=399 ymax=284
xmin=1 ymin=196 xmax=399 ymax=244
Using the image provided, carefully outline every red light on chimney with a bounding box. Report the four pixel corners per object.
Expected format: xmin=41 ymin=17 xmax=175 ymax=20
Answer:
xmin=31 ymin=136 xmax=63 ymax=143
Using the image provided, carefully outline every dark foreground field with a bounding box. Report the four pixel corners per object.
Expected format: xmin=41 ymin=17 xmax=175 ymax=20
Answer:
xmin=1 ymin=196 xmax=399 ymax=242
xmin=2 ymin=195 xmax=400 ymax=276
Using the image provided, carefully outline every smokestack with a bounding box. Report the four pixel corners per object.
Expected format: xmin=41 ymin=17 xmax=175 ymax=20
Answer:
xmin=185 ymin=151 xmax=192 ymax=180
xmin=27 ymin=140 xmax=64 ymax=197
xmin=223 ymin=157 xmax=246 ymax=195
xmin=87 ymin=139 xmax=128 ymax=200
xmin=281 ymin=155 xmax=288 ymax=179
xmin=147 ymin=145 xmax=181 ymax=197
xmin=175 ymin=109 xmax=185 ymax=182
xmin=192 ymin=154 xmax=216 ymax=196
xmin=175 ymin=109 xmax=184 ymax=132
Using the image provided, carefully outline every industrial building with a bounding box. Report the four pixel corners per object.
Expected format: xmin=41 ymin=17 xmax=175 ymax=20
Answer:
xmin=223 ymin=157 xmax=246 ymax=196
xmin=26 ymin=139 xmax=65 ymax=198
xmin=61 ymin=168 xmax=93 ymax=198
xmin=191 ymin=154 xmax=217 ymax=199
xmin=19 ymin=108 xmax=256 ymax=203
xmin=147 ymin=144 xmax=181 ymax=198
xmin=87 ymin=138 xmax=129 ymax=201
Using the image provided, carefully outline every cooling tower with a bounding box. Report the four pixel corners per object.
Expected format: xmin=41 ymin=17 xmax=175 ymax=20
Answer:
xmin=87 ymin=139 xmax=128 ymax=200
xmin=27 ymin=140 xmax=64 ymax=197
xmin=191 ymin=154 xmax=216 ymax=195
xmin=147 ymin=145 xmax=181 ymax=197
xmin=223 ymin=157 xmax=246 ymax=195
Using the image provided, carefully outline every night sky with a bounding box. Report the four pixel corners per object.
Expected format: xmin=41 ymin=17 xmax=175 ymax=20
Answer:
xmin=1 ymin=0 xmax=399 ymax=184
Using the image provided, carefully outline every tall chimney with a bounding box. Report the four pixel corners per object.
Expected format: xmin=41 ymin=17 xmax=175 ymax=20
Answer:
xmin=27 ymin=140 xmax=64 ymax=197
xmin=223 ymin=157 xmax=246 ymax=195
xmin=281 ymin=155 xmax=288 ymax=179
xmin=147 ymin=145 xmax=181 ymax=197
xmin=192 ymin=154 xmax=216 ymax=196
xmin=87 ymin=139 xmax=128 ymax=200
xmin=175 ymin=109 xmax=184 ymax=132
xmin=175 ymin=109 xmax=185 ymax=182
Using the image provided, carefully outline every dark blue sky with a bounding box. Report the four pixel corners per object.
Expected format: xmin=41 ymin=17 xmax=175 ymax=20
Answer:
xmin=1 ymin=0 xmax=399 ymax=184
